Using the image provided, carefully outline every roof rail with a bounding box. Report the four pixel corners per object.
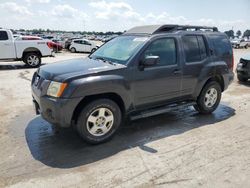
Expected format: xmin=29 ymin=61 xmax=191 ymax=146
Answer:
xmin=125 ymin=24 xmax=219 ymax=35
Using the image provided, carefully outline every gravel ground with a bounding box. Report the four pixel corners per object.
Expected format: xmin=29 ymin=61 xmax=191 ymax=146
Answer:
xmin=0 ymin=49 xmax=250 ymax=188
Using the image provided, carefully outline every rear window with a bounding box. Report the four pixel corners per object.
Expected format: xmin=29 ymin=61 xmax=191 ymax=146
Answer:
xmin=0 ymin=31 xmax=8 ymax=40
xmin=211 ymin=35 xmax=232 ymax=56
xmin=182 ymin=35 xmax=207 ymax=63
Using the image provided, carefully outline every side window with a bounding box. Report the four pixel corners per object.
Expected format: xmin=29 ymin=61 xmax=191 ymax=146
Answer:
xmin=74 ymin=40 xmax=80 ymax=44
xmin=183 ymin=35 xmax=207 ymax=63
xmin=0 ymin=31 xmax=9 ymax=41
xmin=211 ymin=35 xmax=232 ymax=56
xmin=144 ymin=38 xmax=177 ymax=66
xmin=197 ymin=36 xmax=207 ymax=60
xmin=82 ymin=40 xmax=91 ymax=45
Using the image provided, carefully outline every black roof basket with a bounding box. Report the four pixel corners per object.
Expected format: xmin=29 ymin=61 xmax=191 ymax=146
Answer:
xmin=125 ymin=24 xmax=218 ymax=35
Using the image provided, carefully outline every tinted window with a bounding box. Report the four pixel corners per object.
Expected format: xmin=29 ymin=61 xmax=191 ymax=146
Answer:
xmin=211 ymin=35 xmax=232 ymax=56
xmin=74 ymin=40 xmax=81 ymax=44
xmin=83 ymin=40 xmax=91 ymax=45
xmin=0 ymin=31 xmax=8 ymax=40
xmin=197 ymin=36 xmax=207 ymax=60
xmin=183 ymin=35 xmax=207 ymax=62
xmin=144 ymin=38 xmax=177 ymax=66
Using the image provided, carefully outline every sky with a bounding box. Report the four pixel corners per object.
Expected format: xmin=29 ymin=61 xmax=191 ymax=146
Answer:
xmin=0 ymin=0 xmax=249 ymax=32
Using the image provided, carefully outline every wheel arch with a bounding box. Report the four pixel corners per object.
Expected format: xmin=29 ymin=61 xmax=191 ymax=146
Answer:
xmin=71 ymin=92 xmax=126 ymax=125
xmin=22 ymin=47 xmax=42 ymax=58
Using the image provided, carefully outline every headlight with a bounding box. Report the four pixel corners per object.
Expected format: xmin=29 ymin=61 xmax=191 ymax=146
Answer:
xmin=47 ymin=81 xmax=67 ymax=97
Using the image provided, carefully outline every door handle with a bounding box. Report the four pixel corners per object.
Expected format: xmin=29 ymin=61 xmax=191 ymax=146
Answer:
xmin=173 ymin=69 xmax=181 ymax=75
xmin=4 ymin=43 xmax=10 ymax=46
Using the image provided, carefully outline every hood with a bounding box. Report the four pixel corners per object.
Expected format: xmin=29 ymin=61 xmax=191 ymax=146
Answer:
xmin=38 ymin=58 xmax=125 ymax=82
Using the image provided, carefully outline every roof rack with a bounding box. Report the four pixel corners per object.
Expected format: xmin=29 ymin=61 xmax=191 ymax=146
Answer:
xmin=125 ymin=25 xmax=218 ymax=35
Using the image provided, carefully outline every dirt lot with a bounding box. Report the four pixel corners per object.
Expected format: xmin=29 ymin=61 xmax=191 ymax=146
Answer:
xmin=0 ymin=49 xmax=250 ymax=188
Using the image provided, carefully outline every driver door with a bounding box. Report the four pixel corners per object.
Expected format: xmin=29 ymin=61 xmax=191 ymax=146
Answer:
xmin=132 ymin=37 xmax=182 ymax=108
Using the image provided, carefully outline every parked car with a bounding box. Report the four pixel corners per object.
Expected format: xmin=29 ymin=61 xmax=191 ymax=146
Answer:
xmin=236 ymin=54 xmax=250 ymax=82
xmin=32 ymin=24 xmax=234 ymax=144
xmin=64 ymin=37 xmax=80 ymax=49
xmin=231 ymin=39 xmax=250 ymax=49
xmin=50 ymin=40 xmax=63 ymax=52
xmin=0 ymin=29 xmax=54 ymax=67
xmin=69 ymin=39 xmax=98 ymax=53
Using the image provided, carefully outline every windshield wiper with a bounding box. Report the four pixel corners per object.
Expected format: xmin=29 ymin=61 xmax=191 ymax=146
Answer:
xmin=95 ymin=57 xmax=117 ymax=66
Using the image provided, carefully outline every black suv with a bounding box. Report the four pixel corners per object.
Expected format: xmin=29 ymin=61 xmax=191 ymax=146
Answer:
xmin=236 ymin=55 xmax=250 ymax=82
xmin=32 ymin=25 xmax=234 ymax=144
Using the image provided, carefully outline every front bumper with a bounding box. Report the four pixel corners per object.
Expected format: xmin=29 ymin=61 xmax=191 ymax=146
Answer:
xmin=31 ymin=74 xmax=82 ymax=128
xmin=237 ymin=64 xmax=250 ymax=79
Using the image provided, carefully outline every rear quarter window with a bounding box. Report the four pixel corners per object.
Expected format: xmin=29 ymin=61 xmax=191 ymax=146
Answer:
xmin=182 ymin=35 xmax=207 ymax=63
xmin=0 ymin=31 xmax=9 ymax=40
xmin=210 ymin=35 xmax=232 ymax=56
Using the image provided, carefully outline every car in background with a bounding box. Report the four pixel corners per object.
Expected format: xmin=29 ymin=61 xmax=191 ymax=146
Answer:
xmin=69 ymin=39 xmax=98 ymax=53
xmin=101 ymin=36 xmax=116 ymax=43
xmin=0 ymin=29 xmax=54 ymax=67
xmin=64 ymin=37 xmax=81 ymax=49
xmin=236 ymin=54 xmax=250 ymax=82
xmin=49 ymin=41 xmax=63 ymax=52
xmin=231 ymin=39 xmax=250 ymax=49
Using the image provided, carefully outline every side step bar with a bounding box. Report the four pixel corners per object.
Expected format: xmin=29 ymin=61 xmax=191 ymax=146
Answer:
xmin=130 ymin=101 xmax=196 ymax=121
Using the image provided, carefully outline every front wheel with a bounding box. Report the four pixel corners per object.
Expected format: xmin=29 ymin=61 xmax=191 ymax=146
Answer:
xmin=76 ymin=99 xmax=122 ymax=144
xmin=23 ymin=52 xmax=41 ymax=68
xmin=194 ymin=81 xmax=221 ymax=114
xmin=70 ymin=47 xmax=76 ymax=53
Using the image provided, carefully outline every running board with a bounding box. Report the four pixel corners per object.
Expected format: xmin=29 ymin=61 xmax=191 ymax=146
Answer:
xmin=130 ymin=101 xmax=196 ymax=121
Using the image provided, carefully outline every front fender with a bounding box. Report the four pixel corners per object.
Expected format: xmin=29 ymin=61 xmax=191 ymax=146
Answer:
xmin=64 ymin=75 xmax=133 ymax=111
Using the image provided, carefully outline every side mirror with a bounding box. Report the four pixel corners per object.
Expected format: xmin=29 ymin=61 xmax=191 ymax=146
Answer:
xmin=142 ymin=56 xmax=160 ymax=67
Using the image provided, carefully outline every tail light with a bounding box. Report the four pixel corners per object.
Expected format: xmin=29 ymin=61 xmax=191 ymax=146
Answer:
xmin=47 ymin=42 xmax=54 ymax=49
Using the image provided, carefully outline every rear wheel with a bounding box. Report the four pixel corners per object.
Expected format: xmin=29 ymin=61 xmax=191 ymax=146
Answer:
xmin=194 ymin=81 xmax=221 ymax=114
xmin=23 ymin=52 xmax=41 ymax=68
xmin=76 ymin=99 xmax=122 ymax=144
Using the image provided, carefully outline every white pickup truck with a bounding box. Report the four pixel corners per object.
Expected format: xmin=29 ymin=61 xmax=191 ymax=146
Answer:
xmin=0 ymin=29 xmax=54 ymax=67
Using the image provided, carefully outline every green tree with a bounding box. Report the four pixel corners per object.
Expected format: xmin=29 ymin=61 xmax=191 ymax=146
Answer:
xmin=236 ymin=30 xmax=242 ymax=37
xmin=224 ymin=30 xmax=234 ymax=38
xmin=243 ymin=30 xmax=250 ymax=38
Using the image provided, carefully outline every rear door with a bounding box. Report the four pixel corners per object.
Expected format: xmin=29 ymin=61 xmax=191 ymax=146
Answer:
xmin=181 ymin=35 xmax=210 ymax=97
xmin=0 ymin=31 xmax=15 ymax=59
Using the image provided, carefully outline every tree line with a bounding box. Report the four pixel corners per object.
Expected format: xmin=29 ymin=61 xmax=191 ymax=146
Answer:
xmin=224 ymin=29 xmax=250 ymax=38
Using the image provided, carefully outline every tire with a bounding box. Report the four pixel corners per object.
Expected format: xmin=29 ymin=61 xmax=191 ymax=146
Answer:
xmin=194 ymin=81 xmax=221 ymax=114
xmin=91 ymin=48 xmax=97 ymax=53
xmin=245 ymin=44 xmax=248 ymax=49
xmin=23 ymin=52 xmax=41 ymax=68
xmin=237 ymin=75 xmax=248 ymax=82
xmin=76 ymin=99 xmax=122 ymax=144
xmin=70 ymin=47 xmax=76 ymax=53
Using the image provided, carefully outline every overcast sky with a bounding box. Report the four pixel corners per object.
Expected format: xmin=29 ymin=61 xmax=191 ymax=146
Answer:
xmin=0 ymin=0 xmax=249 ymax=32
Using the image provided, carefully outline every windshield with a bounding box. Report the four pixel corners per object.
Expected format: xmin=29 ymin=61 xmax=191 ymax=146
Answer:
xmin=90 ymin=35 xmax=148 ymax=65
